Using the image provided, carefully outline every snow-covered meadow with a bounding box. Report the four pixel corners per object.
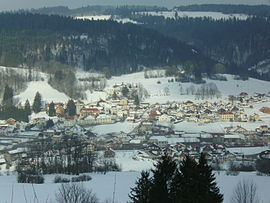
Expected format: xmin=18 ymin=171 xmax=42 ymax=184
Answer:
xmin=140 ymin=11 xmax=249 ymax=20
xmin=0 ymin=168 xmax=270 ymax=202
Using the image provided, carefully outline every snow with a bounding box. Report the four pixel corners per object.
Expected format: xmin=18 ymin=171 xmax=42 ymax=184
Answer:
xmin=106 ymin=72 xmax=270 ymax=104
xmin=140 ymin=11 xmax=249 ymax=20
xmin=227 ymin=146 xmax=270 ymax=155
xmin=15 ymin=81 xmax=70 ymax=105
xmin=84 ymin=90 xmax=107 ymax=103
xmin=115 ymin=150 xmax=155 ymax=171
xmin=91 ymin=122 xmax=139 ymax=135
xmin=0 ymin=171 xmax=269 ymax=203
xmin=75 ymin=15 xmax=111 ymax=21
xmin=75 ymin=15 xmax=139 ymax=24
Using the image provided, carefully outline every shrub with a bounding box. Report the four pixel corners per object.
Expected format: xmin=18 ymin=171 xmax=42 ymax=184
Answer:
xmin=71 ymin=175 xmax=92 ymax=182
xmin=54 ymin=176 xmax=70 ymax=183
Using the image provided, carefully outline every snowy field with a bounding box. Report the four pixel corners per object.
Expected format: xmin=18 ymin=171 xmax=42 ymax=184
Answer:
xmin=3 ymin=65 xmax=269 ymax=106
xmin=106 ymin=72 xmax=270 ymax=104
xmin=91 ymin=122 xmax=139 ymax=135
xmin=14 ymin=81 xmax=70 ymax=105
xmin=139 ymin=11 xmax=249 ymax=20
xmin=0 ymin=171 xmax=269 ymax=203
xmin=75 ymin=15 xmax=139 ymax=24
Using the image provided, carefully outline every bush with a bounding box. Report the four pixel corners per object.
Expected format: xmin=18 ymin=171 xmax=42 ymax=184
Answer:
xmin=71 ymin=175 xmax=92 ymax=182
xmin=18 ymin=172 xmax=44 ymax=184
xmin=54 ymin=175 xmax=70 ymax=183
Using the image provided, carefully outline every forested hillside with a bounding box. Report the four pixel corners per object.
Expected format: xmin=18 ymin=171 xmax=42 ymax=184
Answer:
xmin=176 ymin=4 xmax=270 ymax=17
xmin=0 ymin=13 xmax=212 ymax=76
xmin=131 ymin=15 xmax=270 ymax=80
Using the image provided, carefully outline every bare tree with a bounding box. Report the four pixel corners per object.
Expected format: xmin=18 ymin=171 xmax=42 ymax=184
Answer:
xmin=231 ymin=179 xmax=260 ymax=203
xmin=55 ymin=183 xmax=99 ymax=203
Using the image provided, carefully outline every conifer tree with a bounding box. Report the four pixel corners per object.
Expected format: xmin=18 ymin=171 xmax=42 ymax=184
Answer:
xmin=122 ymin=86 xmax=129 ymax=97
xmin=32 ymin=92 xmax=42 ymax=113
xmin=24 ymin=99 xmax=31 ymax=116
xmin=149 ymin=154 xmax=177 ymax=203
xmin=2 ymin=84 xmax=13 ymax=107
xmin=176 ymin=155 xmax=200 ymax=203
xmin=197 ymin=153 xmax=223 ymax=203
xmin=133 ymin=94 xmax=140 ymax=105
xmin=48 ymin=101 xmax=56 ymax=117
xmin=66 ymin=99 xmax=76 ymax=116
xmin=129 ymin=171 xmax=151 ymax=203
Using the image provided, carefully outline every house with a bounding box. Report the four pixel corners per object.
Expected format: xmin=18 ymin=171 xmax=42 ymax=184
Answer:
xmin=149 ymin=109 xmax=161 ymax=119
xmin=233 ymin=126 xmax=250 ymax=135
xmin=249 ymin=113 xmax=260 ymax=121
xmin=259 ymin=125 xmax=269 ymax=133
xmin=260 ymin=107 xmax=270 ymax=114
xmin=140 ymin=120 xmax=153 ymax=131
xmin=104 ymin=148 xmax=116 ymax=157
xmin=80 ymin=108 xmax=100 ymax=119
xmin=96 ymin=114 xmax=112 ymax=124
xmin=55 ymin=105 xmax=65 ymax=116
xmin=119 ymin=99 xmax=128 ymax=106
xmin=158 ymin=114 xmax=171 ymax=122
xmin=239 ymin=92 xmax=248 ymax=98
xmin=6 ymin=118 xmax=16 ymax=125
xmin=219 ymin=112 xmax=235 ymax=121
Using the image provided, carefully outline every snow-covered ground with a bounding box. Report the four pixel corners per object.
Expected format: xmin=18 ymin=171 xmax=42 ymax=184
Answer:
xmin=106 ymin=72 xmax=270 ymax=104
xmin=75 ymin=15 xmax=139 ymax=24
xmin=14 ymin=81 xmax=70 ymax=105
xmin=139 ymin=11 xmax=249 ymax=20
xmin=115 ymin=150 xmax=155 ymax=171
xmin=0 ymin=171 xmax=269 ymax=203
xmin=91 ymin=122 xmax=139 ymax=135
xmin=75 ymin=15 xmax=111 ymax=21
xmin=227 ymin=146 xmax=270 ymax=155
xmin=3 ymin=66 xmax=270 ymax=106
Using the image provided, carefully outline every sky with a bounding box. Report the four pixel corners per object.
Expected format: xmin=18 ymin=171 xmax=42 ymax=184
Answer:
xmin=1 ymin=0 xmax=270 ymax=11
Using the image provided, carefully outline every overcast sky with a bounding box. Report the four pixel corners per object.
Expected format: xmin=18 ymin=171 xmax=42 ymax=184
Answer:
xmin=1 ymin=0 xmax=270 ymax=11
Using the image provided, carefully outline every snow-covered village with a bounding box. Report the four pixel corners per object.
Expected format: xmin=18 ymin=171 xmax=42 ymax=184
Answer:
xmin=0 ymin=66 xmax=270 ymax=202
xmin=1 ymin=2 xmax=270 ymax=203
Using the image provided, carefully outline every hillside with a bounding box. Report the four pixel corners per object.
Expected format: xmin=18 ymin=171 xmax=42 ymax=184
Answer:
xmin=11 ymin=67 xmax=270 ymax=105
xmin=0 ymin=13 xmax=212 ymax=76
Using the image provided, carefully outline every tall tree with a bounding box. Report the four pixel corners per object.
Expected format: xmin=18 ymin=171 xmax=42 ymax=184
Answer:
xmin=66 ymin=99 xmax=76 ymax=116
xmin=149 ymin=154 xmax=177 ymax=203
xmin=122 ymin=86 xmax=129 ymax=97
xmin=176 ymin=155 xmax=200 ymax=203
xmin=24 ymin=99 xmax=31 ymax=116
xmin=2 ymin=84 xmax=13 ymax=107
xmin=129 ymin=171 xmax=151 ymax=203
xmin=133 ymin=94 xmax=140 ymax=105
xmin=32 ymin=92 xmax=42 ymax=113
xmin=197 ymin=153 xmax=223 ymax=203
xmin=48 ymin=101 xmax=56 ymax=117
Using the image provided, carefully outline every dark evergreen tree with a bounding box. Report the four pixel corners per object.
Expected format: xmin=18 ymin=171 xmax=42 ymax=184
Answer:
xmin=112 ymin=91 xmax=118 ymax=100
xmin=48 ymin=101 xmax=56 ymax=117
xmin=197 ymin=153 xmax=223 ymax=203
xmin=2 ymin=84 xmax=13 ymax=107
xmin=66 ymin=99 xmax=76 ymax=116
xmin=129 ymin=171 xmax=151 ymax=203
xmin=32 ymin=92 xmax=42 ymax=113
xmin=133 ymin=94 xmax=140 ymax=105
xmin=122 ymin=86 xmax=129 ymax=97
xmin=149 ymin=154 xmax=177 ymax=203
xmin=24 ymin=99 xmax=31 ymax=116
xmin=46 ymin=119 xmax=54 ymax=128
xmin=176 ymin=155 xmax=200 ymax=203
